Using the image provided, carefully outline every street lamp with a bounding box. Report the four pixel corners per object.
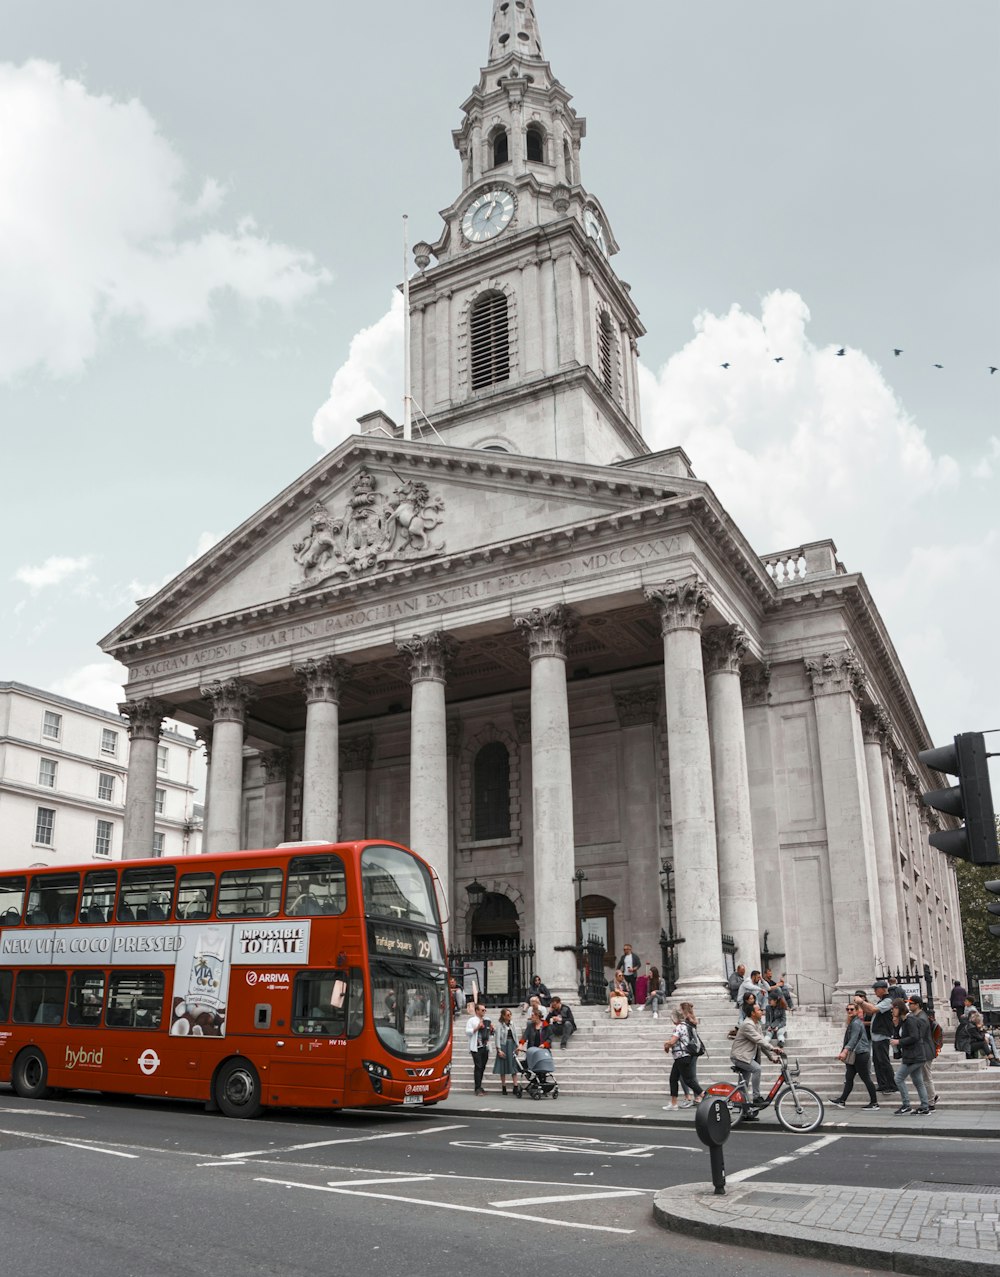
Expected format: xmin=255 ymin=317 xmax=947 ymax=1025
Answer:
xmin=466 ymin=880 xmax=486 ymax=908
xmin=574 ymin=869 xmax=588 ymax=1001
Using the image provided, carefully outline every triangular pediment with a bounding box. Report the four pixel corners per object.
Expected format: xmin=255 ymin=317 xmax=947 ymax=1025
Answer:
xmin=100 ymin=436 xmax=704 ymax=653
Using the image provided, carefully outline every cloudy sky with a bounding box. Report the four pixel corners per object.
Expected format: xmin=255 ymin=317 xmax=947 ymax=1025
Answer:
xmin=2 ymin=1 xmax=997 ymax=786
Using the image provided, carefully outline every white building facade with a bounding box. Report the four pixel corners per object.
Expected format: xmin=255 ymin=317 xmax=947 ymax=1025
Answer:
xmin=0 ymin=683 xmax=202 ymax=869
xmin=101 ymin=1 xmax=963 ymax=1005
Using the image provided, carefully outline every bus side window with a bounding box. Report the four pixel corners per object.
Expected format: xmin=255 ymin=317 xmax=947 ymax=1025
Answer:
xmin=347 ymin=968 xmax=365 ymax=1038
xmin=13 ymin=970 xmax=68 ymax=1025
xmin=27 ymin=872 xmax=80 ymax=927
xmin=106 ymin=970 xmax=165 ymax=1030
xmin=176 ymin=872 xmax=215 ymax=920
xmin=285 ymin=854 xmax=347 ymax=917
xmin=291 ymin=969 xmax=348 ymax=1037
xmin=80 ymin=867 xmax=118 ymax=924
xmin=0 ymin=970 xmax=12 ymax=1021
xmin=0 ymin=876 xmax=26 ymax=927
xmin=118 ymin=867 xmax=176 ymax=923
xmin=67 ymin=971 xmax=106 ymax=1026
xmin=218 ymin=868 xmax=283 ymax=918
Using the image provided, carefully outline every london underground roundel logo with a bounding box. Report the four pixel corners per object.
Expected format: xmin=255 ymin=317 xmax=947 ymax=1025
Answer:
xmin=138 ymin=1049 xmax=161 ymax=1076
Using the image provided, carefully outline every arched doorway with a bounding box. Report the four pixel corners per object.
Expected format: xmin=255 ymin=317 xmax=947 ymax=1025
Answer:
xmin=470 ymin=892 xmax=520 ymax=947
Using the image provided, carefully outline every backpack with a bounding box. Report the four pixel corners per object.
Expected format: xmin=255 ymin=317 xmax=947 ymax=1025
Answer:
xmin=687 ymin=1026 xmax=705 ymax=1057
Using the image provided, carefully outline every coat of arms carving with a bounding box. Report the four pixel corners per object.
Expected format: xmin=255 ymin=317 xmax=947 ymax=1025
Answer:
xmin=291 ymin=466 xmax=445 ymax=590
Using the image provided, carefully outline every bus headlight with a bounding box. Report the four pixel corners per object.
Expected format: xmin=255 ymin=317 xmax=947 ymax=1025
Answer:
xmin=362 ymin=1058 xmax=392 ymax=1094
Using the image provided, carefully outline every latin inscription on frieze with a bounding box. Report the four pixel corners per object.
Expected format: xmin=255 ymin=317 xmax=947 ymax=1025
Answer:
xmin=135 ymin=535 xmax=683 ymax=680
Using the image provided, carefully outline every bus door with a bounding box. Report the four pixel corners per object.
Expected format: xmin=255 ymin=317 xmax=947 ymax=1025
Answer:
xmin=267 ymin=967 xmax=349 ymax=1107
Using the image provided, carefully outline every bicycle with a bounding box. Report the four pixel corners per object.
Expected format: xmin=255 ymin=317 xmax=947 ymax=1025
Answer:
xmin=707 ymin=1054 xmax=825 ymax=1133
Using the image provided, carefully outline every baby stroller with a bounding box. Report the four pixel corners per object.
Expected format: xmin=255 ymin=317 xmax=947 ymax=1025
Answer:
xmin=513 ymin=1044 xmax=559 ymax=1100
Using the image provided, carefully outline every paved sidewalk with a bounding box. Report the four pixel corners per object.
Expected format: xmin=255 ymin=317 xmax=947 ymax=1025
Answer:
xmin=653 ymin=1180 xmax=1000 ymax=1276
xmin=437 ymin=1088 xmax=1000 ymax=1137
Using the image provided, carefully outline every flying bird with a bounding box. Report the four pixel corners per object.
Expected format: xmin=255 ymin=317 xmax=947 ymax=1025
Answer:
xmin=933 ymin=363 xmax=943 ymax=369
xmin=990 ymin=366 xmax=998 ymax=375
xmin=893 ymin=348 xmax=903 ymax=356
xmin=773 ymin=356 xmax=784 ymax=363
xmin=835 ymin=348 xmax=846 ymax=357
xmin=720 ymin=362 xmax=730 ymax=369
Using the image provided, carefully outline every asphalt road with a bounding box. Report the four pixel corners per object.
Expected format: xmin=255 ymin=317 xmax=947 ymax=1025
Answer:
xmin=1 ymin=1089 xmax=997 ymax=1276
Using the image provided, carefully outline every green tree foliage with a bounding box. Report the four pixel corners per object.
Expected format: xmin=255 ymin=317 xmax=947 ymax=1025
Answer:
xmin=955 ymin=816 xmax=1000 ymax=976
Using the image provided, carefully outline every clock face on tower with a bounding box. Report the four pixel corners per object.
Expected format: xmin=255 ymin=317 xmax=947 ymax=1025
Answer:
xmin=462 ymin=188 xmax=515 ymax=243
xmin=584 ymin=208 xmax=609 ymax=257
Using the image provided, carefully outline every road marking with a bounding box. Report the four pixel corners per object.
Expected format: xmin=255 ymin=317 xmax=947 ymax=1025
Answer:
xmin=491 ymin=1189 xmax=645 ymax=1208
xmin=451 ymin=1132 xmax=689 ymax=1158
xmin=220 ymin=1123 xmax=466 ymax=1160
xmin=255 ymin=1177 xmax=634 ymax=1233
xmin=323 ymin=1175 xmax=434 ymax=1187
xmin=0 ymin=1107 xmax=85 ymax=1119
xmin=0 ymin=1128 xmax=138 ymax=1158
xmin=727 ymin=1133 xmax=842 ymax=1184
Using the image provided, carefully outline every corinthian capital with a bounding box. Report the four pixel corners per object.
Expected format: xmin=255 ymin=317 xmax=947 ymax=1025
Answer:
xmin=740 ymin=662 xmax=772 ymax=707
xmin=645 ymin=577 xmax=712 ymax=635
xmin=702 ymin=624 xmax=749 ymax=675
xmin=803 ymin=649 xmax=865 ymax=701
xmin=118 ymin=698 xmax=173 ymax=742
xmin=294 ymin=655 xmax=352 ymax=705
xmin=260 ymin=748 xmax=291 ymax=783
xmin=340 ymin=735 xmax=374 ymax=772
xmin=860 ymin=703 xmax=891 ymax=747
xmin=614 ymin=685 xmax=660 ymax=727
xmin=397 ymin=631 xmax=458 ymax=683
xmin=200 ymin=678 xmax=257 ymax=724
xmin=512 ymin=604 xmax=577 ymax=660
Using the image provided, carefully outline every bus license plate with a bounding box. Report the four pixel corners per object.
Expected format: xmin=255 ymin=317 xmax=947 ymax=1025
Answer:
xmin=403 ymin=1094 xmax=425 ymax=1105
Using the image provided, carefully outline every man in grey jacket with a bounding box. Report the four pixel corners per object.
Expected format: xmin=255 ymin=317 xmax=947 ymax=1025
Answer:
xmin=730 ymin=1002 xmax=783 ymax=1106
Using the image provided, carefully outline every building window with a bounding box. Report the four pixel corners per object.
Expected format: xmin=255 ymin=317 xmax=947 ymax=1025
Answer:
xmin=38 ymin=758 xmax=57 ymax=789
xmin=470 ymin=291 xmax=510 ymax=390
xmin=526 ymin=123 xmax=545 ymax=163
xmin=598 ymin=311 xmax=615 ymax=394
xmin=42 ymin=711 xmax=62 ymax=740
xmin=491 ymin=128 xmax=509 ymax=166
xmin=473 ymin=741 xmax=511 ymax=840
xmin=152 ymin=832 xmax=165 ymax=858
xmin=35 ymin=807 xmax=55 ymax=846
xmin=154 ymin=788 xmax=166 ymax=815
xmin=157 ymin=745 xmax=168 ymax=773
xmin=95 ymin=820 xmax=113 ymax=858
xmin=97 ymin=773 xmax=115 ymax=802
xmin=100 ymin=728 xmax=119 ymax=758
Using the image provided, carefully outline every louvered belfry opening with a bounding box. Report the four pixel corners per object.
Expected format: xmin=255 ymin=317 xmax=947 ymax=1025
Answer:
xmin=599 ymin=312 xmax=614 ymax=393
xmin=470 ymin=291 xmax=510 ymax=390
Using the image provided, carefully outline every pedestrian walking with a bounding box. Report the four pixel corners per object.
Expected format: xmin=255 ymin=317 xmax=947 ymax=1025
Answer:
xmin=949 ymin=980 xmax=968 ymax=1017
xmin=829 ymin=1002 xmax=879 ymax=1110
xmin=890 ymin=997 xmax=933 ymax=1115
xmin=857 ymin=979 xmax=901 ymax=1094
xmin=663 ymin=1008 xmax=705 ymax=1110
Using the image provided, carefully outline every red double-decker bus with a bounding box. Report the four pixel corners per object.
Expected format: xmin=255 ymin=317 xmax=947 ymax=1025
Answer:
xmin=0 ymin=840 xmax=451 ymax=1117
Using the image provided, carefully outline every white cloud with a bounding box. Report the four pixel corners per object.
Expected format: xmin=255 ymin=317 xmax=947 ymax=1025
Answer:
xmin=14 ymin=554 xmax=93 ymax=591
xmin=637 ymin=289 xmax=988 ymax=747
xmin=51 ymin=659 xmax=128 ymax=713
xmin=312 ymin=291 xmax=404 ymax=451
xmin=973 ymin=436 xmax=1000 ymax=479
xmin=0 ymin=60 xmax=330 ymax=381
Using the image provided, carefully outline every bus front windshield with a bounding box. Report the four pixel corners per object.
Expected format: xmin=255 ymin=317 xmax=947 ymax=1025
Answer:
xmin=370 ymin=961 xmax=449 ymax=1059
xmin=361 ymin=844 xmax=439 ymax=925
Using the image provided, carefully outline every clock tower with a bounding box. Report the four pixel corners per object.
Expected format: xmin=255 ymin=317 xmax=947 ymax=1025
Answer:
xmin=408 ymin=0 xmax=646 ymax=464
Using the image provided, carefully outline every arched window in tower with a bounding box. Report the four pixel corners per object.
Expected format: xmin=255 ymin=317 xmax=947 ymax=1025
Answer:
xmin=492 ymin=128 xmax=509 ymax=167
xmin=470 ymin=292 xmax=511 ymax=390
xmin=563 ymin=139 xmax=574 ymax=183
xmin=526 ymin=123 xmax=545 ymax=164
xmin=473 ymin=741 xmax=511 ymax=840
xmin=598 ymin=311 xmax=616 ymax=396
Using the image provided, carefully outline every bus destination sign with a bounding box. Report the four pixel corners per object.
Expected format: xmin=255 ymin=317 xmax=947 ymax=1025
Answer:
xmin=369 ymin=923 xmax=438 ymax=963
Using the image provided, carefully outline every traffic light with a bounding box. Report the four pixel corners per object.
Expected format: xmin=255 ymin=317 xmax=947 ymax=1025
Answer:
xmin=987 ymin=881 xmax=1000 ymax=939
xmin=918 ymin=731 xmax=999 ymax=866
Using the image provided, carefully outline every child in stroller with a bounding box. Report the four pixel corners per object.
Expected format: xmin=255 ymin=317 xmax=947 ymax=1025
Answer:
xmin=512 ymin=1041 xmax=559 ymax=1100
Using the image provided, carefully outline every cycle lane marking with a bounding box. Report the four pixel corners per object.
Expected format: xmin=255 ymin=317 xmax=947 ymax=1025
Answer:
xmin=726 ymin=1133 xmax=842 ymax=1184
xmin=490 ymin=1188 xmax=647 ymax=1207
xmin=219 ymin=1122 xmax=466 ymax=1159
xmin=0 ymin=1127 xmax=138 ymax=1158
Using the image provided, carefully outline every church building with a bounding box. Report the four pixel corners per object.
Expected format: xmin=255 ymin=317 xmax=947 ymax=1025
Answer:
xmin=101 ymin=1 xmax=964 ymax=1004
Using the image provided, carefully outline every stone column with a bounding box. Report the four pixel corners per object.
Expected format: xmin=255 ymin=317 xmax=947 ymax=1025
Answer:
xmin=294 ymin=656 xmax=351 ymax=843
xmin=644 ymin=579 xmax=724 ymax=996
xmin=200 ymin=679 xmax=256 ymax=852
xmin=195 ymin=727 xmax=213 ymax=850
xmin=398 ymin=632 xmax=456 ymax=931
xmin=260 ymin=748 xmax=291 ymax=848
xmin=513 ymin=605 xmax=578 ymax=995
xmin=804 ymin=651 xmax=880 ymax=995
xmin=341 ymin=735 xmax=373 ymax=841
xmin=614 ymin=686 xmax=662 ymax=965
xmin=703 ymin=624 xmax=761 ymax=971
xmin=861 ymin=705 xmax=904 ymax=970
xmin=740 ymin=664 xmax=786 ymax=968
xmin=120 ymin=698 xmax=172 ymax=859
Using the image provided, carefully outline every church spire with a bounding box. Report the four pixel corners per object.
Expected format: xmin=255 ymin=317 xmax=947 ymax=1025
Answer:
xmin=488 ymin=0 xmax=545 ymax=63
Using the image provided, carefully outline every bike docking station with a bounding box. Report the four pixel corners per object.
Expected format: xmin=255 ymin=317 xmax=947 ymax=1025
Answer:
xmin=695 ymin=1096 xmax=731 ymax=1195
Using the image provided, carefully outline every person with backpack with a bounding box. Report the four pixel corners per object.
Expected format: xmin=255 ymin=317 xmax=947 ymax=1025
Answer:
xmin=857 ymin=979 xmax=903 ymax=1094
xmin=662 ymin=1005 xmax=705 ymax=1110
xmin=890 ymin=996 xmax=934 ymax=1115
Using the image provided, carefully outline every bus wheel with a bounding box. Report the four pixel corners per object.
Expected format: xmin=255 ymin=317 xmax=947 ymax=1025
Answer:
xmin=12 ymin=1047 xmax=49 ymax=1100
xmin=214 ymin=1058 xmax=263 ymax=1119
